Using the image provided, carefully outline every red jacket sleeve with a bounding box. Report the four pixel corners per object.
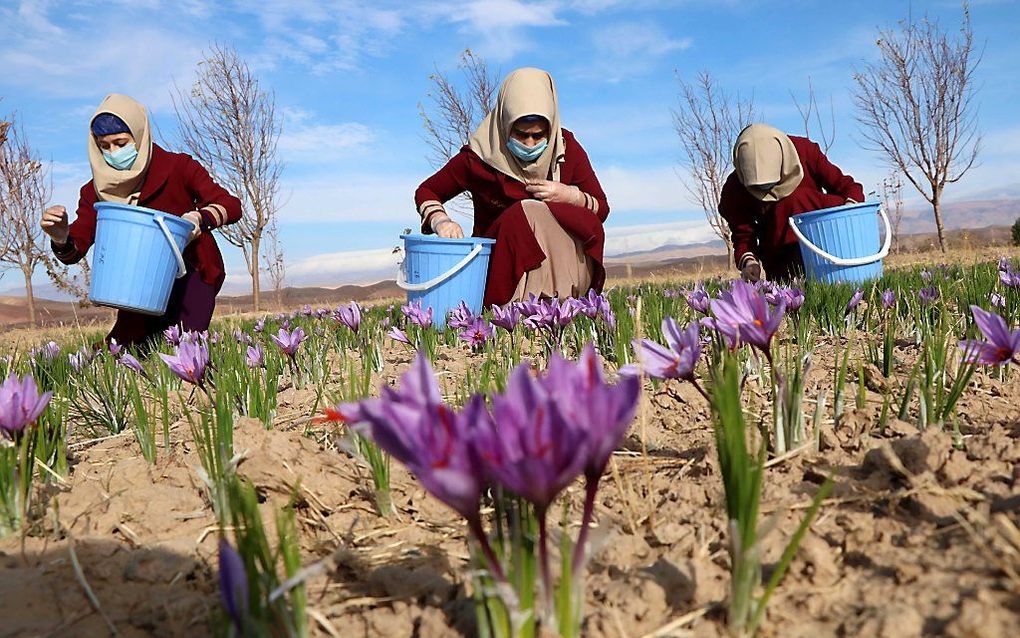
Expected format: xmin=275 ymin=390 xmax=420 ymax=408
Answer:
xmin=718 ymin=173 xmax=757 ymax=267
xmin=183 ymin=156 xmax=243 ymax=231
xmin=414 ymin=150 xmax=473 ymax=234
xmin=805 ymin=141 xmax=865 ymax=203
xmin=53 ymin=183 xmax=99 ymax=264
xmin=563 ymin=134 xmax=610 ymax=222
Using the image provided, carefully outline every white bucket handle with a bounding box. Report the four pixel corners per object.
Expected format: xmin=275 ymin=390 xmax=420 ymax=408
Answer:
xmin=397 ymin=243 xmax=485 ymax=292
xmin=789 ymin=205 xmax=892 ymax=267
xmin=154 ymin=215 xmax=188 ymax=279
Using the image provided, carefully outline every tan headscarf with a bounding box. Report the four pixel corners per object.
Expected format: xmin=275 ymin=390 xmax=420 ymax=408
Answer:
xmin=87 ymin=94 xmax=154 ymax=204
xmin=468 ymin=67 xmax=566 ymax=184
xmin=733 ymin=123 xmax=803 ymax=202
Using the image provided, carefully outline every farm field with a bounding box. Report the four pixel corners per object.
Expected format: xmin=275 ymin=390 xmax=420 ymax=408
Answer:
xmin=1 ymin=256 xmax=1020 ymax=638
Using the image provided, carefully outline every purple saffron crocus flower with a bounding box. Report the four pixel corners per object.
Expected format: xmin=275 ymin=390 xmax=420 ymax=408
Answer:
xmin=246 ymin=344 xmax=265 ymax=369
xmin=68 ymin=349 xmax=92 ymax=372
xmin=270 ymin=327 xmax=306 ymax=358
xmin=633 ymin=318 xmax=701 ymax=381
xmin=447 ymin=301 xmax=476 ymax=330
xmin=218 ymin=537 xmax=248 ymax=633
xmin=356 ymin=354 xmax=486 ymax=523
xmin=164 ymin=325 xmax=182 ymax=346
xmin=882 ymin=289 xmax=896 ymax=310
xmin=710 ymin=280 xmax=786 ymax=352
xmin=990 ymin=292 xmax=1006 ymax=309
xmin=387 ymin=327 xmax=411 ymax=345
xmin=921 ymin=269 xmax=933 ymax=283
xmin=686 ymin=285 xmax=712 ymax=315
xmin=782 ymin=287 xmax=805 ymax=312
xmin=159 ymin=341 xmax=210 ymax=386
xmin=333 ymin=301 xmax=362 ymax=333
xmin=845 ymin=288 xmax=865 ymax=313
xmin=919 ymin=286 xmax=939 ymax=305
xmin=490 ymin=303 xmax=522 ymax=333
xmin=401 ymin=300 xmax=434 ymax=329
xmin=999 ymin=269 xmax=1020 ymax=288
xmin=106 ymin=339 xmax=122 ymax=357
xmin=118 ymin=354 xmax=144 ymax=374
xmin=0 ymin=374 xmax=53 ymax=439
xmin=960 ymin=305 xmax=1020 ymax=366
xmin=253 ymin=319 xmax=266 ymax=334
xmin=474 ymin=361 xmax=590 ymax=510
xmin=459 ymin=317 xmax=493 ymax=348
xmin=549 ymin=345 xmax=641 ymax=481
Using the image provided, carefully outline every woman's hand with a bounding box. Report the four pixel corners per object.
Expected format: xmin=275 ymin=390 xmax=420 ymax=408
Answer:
xmin=182 ymin=211 xmax=202 ymax=244
xmin=430 ymin=212 xmax=464 ymax=239
xmin=40 ymin=205 xmax=70 ymax=244
xmin=526 ymin=180 xmax=582 ymax=206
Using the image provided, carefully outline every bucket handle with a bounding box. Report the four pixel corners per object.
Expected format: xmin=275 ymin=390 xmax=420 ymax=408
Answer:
xmin=789 ymin=206 xmax=892 ymax=267
xmin=397 ymin=243 xmax=485 ymax=292
xmin=154 ymin=215 xmax=188 ymax=279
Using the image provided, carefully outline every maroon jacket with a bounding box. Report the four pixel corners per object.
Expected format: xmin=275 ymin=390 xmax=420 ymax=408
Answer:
xmin=414 ymin=129 xmax=609 ymax=306
xmin=718 ymin=136 xmax=865 ymax=277
xmin=57 ymin=144 xmax=242 ymax=289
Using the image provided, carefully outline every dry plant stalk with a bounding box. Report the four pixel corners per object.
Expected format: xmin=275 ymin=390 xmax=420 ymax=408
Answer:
xmin=0 ymin=118 xmax=50 ymax=326
xmin=172 ymin=43 xmax=282 ymax=311
xmin=263 ymin=217 xmax=286 ymax=309
xmin=853 ymin=1 xmax=981 ymax=253
xmin=673 ymin=72 xmax=757 ymax=266
xmin=881 ymin=172 xmax=906 ymax=254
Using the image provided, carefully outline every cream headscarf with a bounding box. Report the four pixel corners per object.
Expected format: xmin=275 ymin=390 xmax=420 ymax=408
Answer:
xmin=733 ymin=123 xmax=803 ymax=202
xmin=87 ymin=94 xmax=154 ymax=204
xmin=468 ymin=67 xmax=566 ymax=184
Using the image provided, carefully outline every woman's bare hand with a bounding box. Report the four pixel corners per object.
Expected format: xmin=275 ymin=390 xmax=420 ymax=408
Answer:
xmin=525 ymin=180 xmax=582 ymax=205
xmin=40 ymin=205 xmax=69 ymax=244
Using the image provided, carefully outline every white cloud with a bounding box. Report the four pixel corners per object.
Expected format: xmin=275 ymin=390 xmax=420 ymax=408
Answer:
xmin=279 ymin=171 xmax=423 ymax=223
xmin=426 ymin=0 xmax=567 ymax=61
xmin=599 ymin=164 xmax=696 ymax=214
xmin=286 ymin=247 xmax=401 ymax=285
xmin=278 ymin=113 xmax=375 ymax=163
xmin=604 ymin=219 xmax=718 ymax=255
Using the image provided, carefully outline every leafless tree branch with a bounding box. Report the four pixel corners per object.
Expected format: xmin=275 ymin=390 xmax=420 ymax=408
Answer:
xmin=672 ymin=71 xmax=757 ymax=264
xmin=852 ymin=1 xmax=981 ymax=252
xmin=171 ymin=43 xmax=283 ymax=311
xmin=791 ymin=77 xmax=837 ymax=153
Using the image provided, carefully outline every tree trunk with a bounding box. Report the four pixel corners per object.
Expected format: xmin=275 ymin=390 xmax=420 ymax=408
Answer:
xmin=250 ymin=236 xmax=261 ymax=312
xmin=931 ymin=195 xmax=947 ymax=253
xmin=725 ymin=241 xmax=734 ymax=271
xmin=23 ymin=269 xmax=36 ymax=327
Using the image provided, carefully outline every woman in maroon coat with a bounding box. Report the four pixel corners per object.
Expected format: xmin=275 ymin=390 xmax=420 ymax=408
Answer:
xmin=414 ymin=67 xmax=609 ymax=307
xmin=40 ymin=94 xmax=242 ymax=346
xmin=718 ymin=123 xmax=865 ymax=282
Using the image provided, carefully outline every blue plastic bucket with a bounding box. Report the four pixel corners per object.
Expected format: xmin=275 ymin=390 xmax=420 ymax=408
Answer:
xmin=398 ymin=234 xmax=496 ymax=328
xmin=89 ymin=202 xmax=192 ymax=315
xmin=789 ymin=201 xmax=891 ymax=285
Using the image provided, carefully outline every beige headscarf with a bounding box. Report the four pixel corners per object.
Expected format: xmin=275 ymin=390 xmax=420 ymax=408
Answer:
xmin=87 ymin=94 xmax=154 ymax=204
xmin=733 ymin=123 xmax=803 ymax=202
xmin=468 ymin=67 xmax=566 ymax=184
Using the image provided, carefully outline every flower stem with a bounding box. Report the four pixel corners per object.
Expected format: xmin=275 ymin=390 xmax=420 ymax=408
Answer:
xmin=689 ymin=378 xmax=711 ymax=402
xmin=537 ymin=506 xmax=553 ymax=616
xmin=468 ymin=516 xmax=508 ymax=585
xmin=571 ymin=478 xmax=599 ymax=581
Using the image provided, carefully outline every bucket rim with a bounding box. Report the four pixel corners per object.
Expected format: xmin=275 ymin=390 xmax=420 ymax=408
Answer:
xmin=94 ymin=202 xmax=193 ymax=230
xmin=400 ymin=233 xmax=496 ymax=246
xmin=792 ymin=200 xmax=880 ymax=224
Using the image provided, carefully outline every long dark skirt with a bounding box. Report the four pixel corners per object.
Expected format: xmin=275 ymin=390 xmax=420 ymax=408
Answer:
xmin=107 ymin=269 xmax=218 ymax=347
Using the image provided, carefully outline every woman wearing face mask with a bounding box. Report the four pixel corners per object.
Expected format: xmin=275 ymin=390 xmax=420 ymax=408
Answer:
xmin=718 ymin=123 xmax=864 ymax=282
xmin=414 ymin=67 xmax=609 ymax=306
xmin=40 ymin=93 xmax=242 ymax=346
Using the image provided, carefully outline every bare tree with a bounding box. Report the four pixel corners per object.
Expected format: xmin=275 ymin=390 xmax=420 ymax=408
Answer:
xmin=852 ymin=2 xmax=981 ymax=253
xmin=880 ymin=172 xmax=905 ymax=254
xmin=263 ymin=217 xmax=286 ymax=309
xmin=172 ymin=43 xmax=282 ymax=311
xmin=418 ymin=49 xmax=498 ymax=219
xmin=791 ymin=77 xmax=836 ymax=153
xmin=673 ymin=72 xmax=757 ymax=265
xmin=0 ymin=119 xmax=50 ymax=326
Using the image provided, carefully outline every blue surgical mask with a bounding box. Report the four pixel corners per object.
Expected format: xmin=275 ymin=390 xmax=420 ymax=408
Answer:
xmin=102 ymin=143 xmax=139 ymax=171
xmin=507 ymin=137 xmax=547 ymax=162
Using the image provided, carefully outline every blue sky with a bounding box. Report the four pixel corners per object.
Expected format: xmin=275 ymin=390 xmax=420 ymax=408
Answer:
xmin=1 ymin=0 xmax=1018 ymax=292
